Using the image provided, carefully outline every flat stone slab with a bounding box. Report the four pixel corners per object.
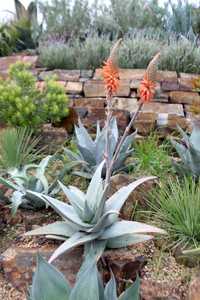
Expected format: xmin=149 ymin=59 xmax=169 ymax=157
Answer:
xmin=0 ymin=55 xmax=38 ymax=70
xmin=72 ymin=97 xmax=105 ymax=108
xmin=169 ymin=91 xmax=200 ymax=105
xmin=84 ymin=80 xmax=130 ymax=97
xmin=94 ymin=68 xmax=145 ymax=80
xmin=111 ymin=97 xmax=138 ymax=112
xmin=39 ymin=69 xmax=80 ymax=81
xmin=141 ymin=103 xmax=184 ymax=116
xmin=66 ymin=81 xmax=83 ymax=94
xmin=156 ymin=70 xmax=178 ymax=82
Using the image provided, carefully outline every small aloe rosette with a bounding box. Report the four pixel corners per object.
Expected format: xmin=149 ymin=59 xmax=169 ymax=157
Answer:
xmin=26 ymin=162 xmax=166 ymax=263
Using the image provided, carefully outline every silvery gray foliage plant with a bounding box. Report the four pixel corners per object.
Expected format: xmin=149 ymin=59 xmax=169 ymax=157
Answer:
xmin=171 ymin=124 xmax=200 ymax=178
xmin=0 ymin=155 xmax=58 ymax=213
xmin=64 ymin=117 xmax=136 ymax=178
xmin=28 ymin=247 xmax=140 ymax=300
xmin=26 ymin=162 xmax=165 ymax=263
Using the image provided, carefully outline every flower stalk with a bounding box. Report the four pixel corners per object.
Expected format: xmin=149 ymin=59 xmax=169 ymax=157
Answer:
xmin=103 ymin=45 xmax=160 ymax=186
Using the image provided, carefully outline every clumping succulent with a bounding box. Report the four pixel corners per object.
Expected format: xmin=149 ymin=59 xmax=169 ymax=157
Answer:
xmin=28 ymin=247 xmax=140 ymax=300
xmin=171 ymin=125 xmax=200 ymax=178
xmin=0 ymin=155 xmax=59 ymax=213
xmin=64 ymin=117 xmax=136 ymax=178
xmin=26 ymin=162 xmax=165 ymax=263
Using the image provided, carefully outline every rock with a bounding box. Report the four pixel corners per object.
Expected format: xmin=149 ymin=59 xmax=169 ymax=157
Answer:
xmin=93 ymin=68 xmax=145 ymax=81
xmin=0 ymin=245 xmax=83 ymax=291
xmin=180 ymin=72 xmax=199 ymax=80
xmin=134 ymin=112 xmax=157 ymax=135
xmin=161 ymin=81 xmax=180 ymax=91
xmin=103 ymin=248 xmax=147 ymax=294
xmin=119 ymin=69 xmax=145 ymax=80
xmin=39 ymin=124 xmax=68 ymax=152
xmin=0 ymin=70 xmax=9 ymax=80
xmin=0 ymin=55 xmax=38 ymax=71
xmin=36 ymin=80 xmax=67 ymax=91
xmin=39 ymin=69 xmax=80 ymax=81
xmin=80 ymin=70 xmax=93 ymax=79
xmin=141 ymin=103 xmax=184 ymax=116
xmin=142 ymin=102 xmax=184 ymax=116
xmin=169 ymin=91 xmax=200 ymax=105
xmin=84 ymin=80 xmax=130 ymax=97
xmin=58 ymin=107 xmax=79 ymax=133
xmin=136 ymin=113 xmax=157 ymax=134
xmin=130 ymin=79 xmax=141 ymax=90
xmin=82 ymin=108 xmax=130 ymax=132
xmin=156 ymin=71 xmax=178 ymax=82
xmin=178 ymin=78 xmax=194 ymax=91
xmin=109 ymin=174 xmax=155 ymax=219
xmin=65 ymin=81 xmax=83 ymax=95
xmin=111 ymin=97 xmax=138 ymax=112
xmin=72 ymin=97 xmax=105 ymax=108
xmin=188 ymin=274 xmax=200 ymax=300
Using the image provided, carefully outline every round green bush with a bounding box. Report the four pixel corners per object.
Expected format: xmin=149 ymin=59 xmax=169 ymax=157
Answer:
xmin=0 ymin=62 xmax=69 ymax=128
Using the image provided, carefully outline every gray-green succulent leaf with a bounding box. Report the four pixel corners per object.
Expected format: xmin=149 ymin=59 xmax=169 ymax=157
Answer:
xmin=64 ymin=117 xmax=135 ymax=178
xmin=171 ymin=125 xmax=200 ymax=177
xmin=29 ymin=251 xmax=140 ymax=300
xmin=0 ymin=155 xmax=59 ymax=213
xmin=26 ymin=163 xmax=165 ymax=263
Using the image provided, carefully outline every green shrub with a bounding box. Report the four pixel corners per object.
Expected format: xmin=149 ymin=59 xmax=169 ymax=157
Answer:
xmin=39 ymin=33 xmax=200 ymax=73
xmin=0 ymin=62 xmax=69 ymax=128
xmin=0 ymin=23 xmax=19 ymax=56
xmin=0 ymin=127 xmax=43 ymax=172
xmin=131 ymin=134 xmax=173 ymax=179
xmin=146 ymin=177 xmax=200 ymax=249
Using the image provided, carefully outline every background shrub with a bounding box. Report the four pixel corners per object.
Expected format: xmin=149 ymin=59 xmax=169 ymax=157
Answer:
xmin=0 ymin=62 xmax=69 ymax=128
xmin=39 ymin=32 xmax=200 ymax=73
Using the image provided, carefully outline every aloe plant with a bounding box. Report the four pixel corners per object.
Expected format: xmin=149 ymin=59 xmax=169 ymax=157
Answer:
xmin=26 ymin=162 xmax=165 ymax=263
xmin=64 ymin=118 xmax=135 ymax=178
xmin=171 ymin=125 xmax=200 ymax=177
xmin=0 ymin=155 xmax=58 ymax=214
xmin=28 ymin=249 xmax=140 ymax=300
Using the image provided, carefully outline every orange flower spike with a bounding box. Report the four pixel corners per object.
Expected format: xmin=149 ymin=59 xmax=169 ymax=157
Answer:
xmin=103 ymin=59 xmax=120 ymax=97
xmin=139 ymin=52 xmax=160 ymax=103
xmin=102 ymin=39 xmax=122 ymax=97
xmin=139 ymin=76 xmax=156 ymax=103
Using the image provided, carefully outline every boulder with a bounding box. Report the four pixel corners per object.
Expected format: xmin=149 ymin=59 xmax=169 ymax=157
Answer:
xmin=0 ymin=245 xmax=83 ymax=292
xmin=110 ymin=174 xmax=155 ymax=219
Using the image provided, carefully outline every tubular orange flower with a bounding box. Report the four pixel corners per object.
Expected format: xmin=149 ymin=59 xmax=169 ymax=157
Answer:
xmin=139 ymin=52 xmax=160 ymax=103
xmin=103 ymin=58 xmax=120 ymax=97
xmin=139 ymin=74 xmax=156 ymax=103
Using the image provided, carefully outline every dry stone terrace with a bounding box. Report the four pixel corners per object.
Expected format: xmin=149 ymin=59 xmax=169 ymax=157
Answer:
xmin=0 ymin=55 xmax=200 ymax=134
